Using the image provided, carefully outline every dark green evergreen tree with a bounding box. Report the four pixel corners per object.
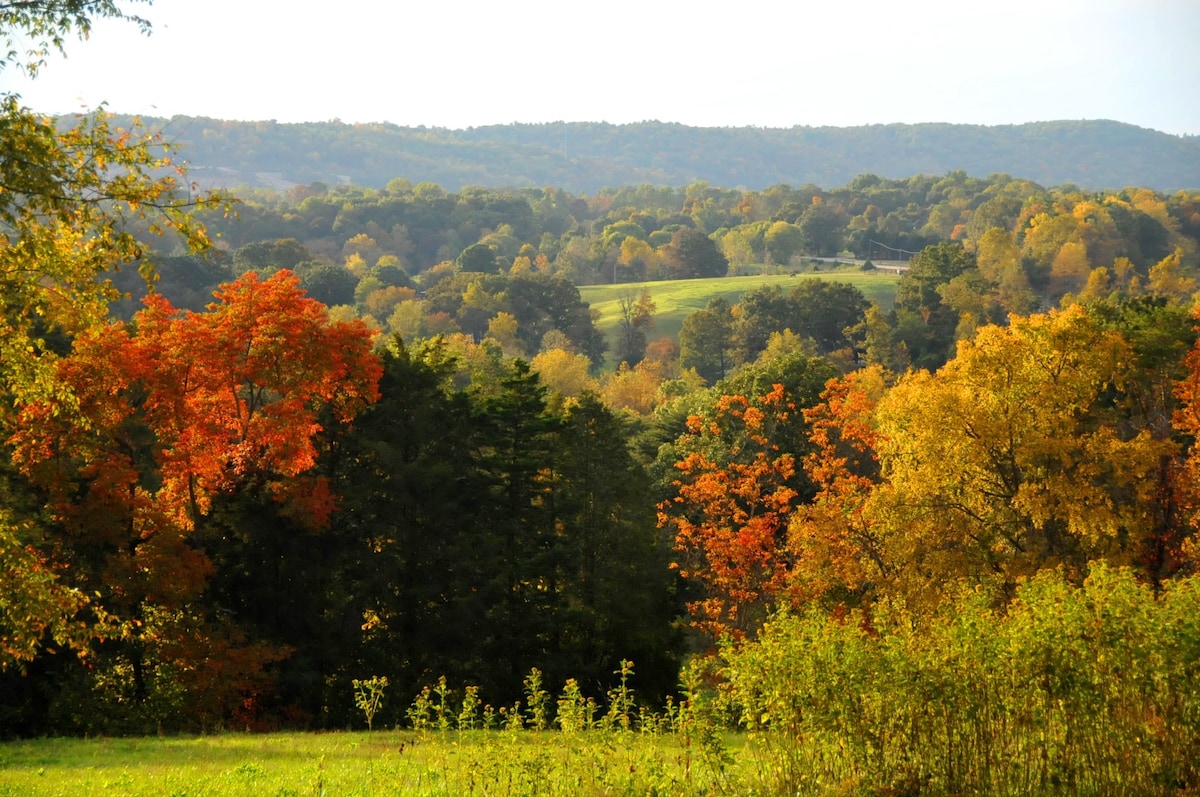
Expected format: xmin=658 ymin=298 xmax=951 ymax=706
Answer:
xmin=548 ymin=395 xmax=681 ymax=701
xmin=472 ymin=361 xmax=564 ymax=690
xmin=323 ymin=338 xmax=486 ymax=725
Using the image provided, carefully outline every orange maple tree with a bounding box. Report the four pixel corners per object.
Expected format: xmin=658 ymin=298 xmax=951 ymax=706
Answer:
xmin=787 ymin=366 xmax=889 ymax=604
xmin=9 ymin=270 xmax=381 ymax=713
xmin=660 ymin=384 xmax=801 ymax=640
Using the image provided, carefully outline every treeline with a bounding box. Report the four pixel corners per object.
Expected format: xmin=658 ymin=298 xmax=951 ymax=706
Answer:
xmin=655 ymin=293 xmax=1200 ymax=793
xmin=111 ymin=116 xmax=1200 ymax=193
xmin=0 ymin=265 xmax=854 ymax=734
xmin=9 ymin=160 xmax=1200 ymax=740
xmin=663 ymin=299 xmax=1200 ymax=637
xmin=119 ymin=171 xmax=1200 ymax=375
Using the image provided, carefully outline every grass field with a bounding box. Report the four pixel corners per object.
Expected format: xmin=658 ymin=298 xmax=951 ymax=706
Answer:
xmin=0 ymin=730 xmax=751 ymax=796
xmin=579 ymin=268 xmax=900 ymax=368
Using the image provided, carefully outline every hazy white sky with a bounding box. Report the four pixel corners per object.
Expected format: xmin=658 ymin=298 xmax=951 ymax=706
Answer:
xmin=5 ymin=0 xmax=1199 ymax=134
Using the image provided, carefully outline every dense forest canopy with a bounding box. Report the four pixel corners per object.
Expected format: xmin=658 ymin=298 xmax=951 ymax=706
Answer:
xmin=107 ymin=168 xmax=1198 ymax=377
xmin=106 ymin=115 xmax=1200 ymax=194
xmin=5 ymin=11 xmax=1200 ymax=789
xmin=5 ymin=152 xmax=1200 ymax=737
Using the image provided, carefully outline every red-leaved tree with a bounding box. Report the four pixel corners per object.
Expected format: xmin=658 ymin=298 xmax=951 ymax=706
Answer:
xmin=660 ymin=384 xmax=800 ymax=640
xmin=10 ymin=270 xmax=381 ymax=722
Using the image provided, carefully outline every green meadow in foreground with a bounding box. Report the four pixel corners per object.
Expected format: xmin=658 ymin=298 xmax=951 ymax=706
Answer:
xmin=4 ymin=567 xmax=1198 ymax=797
xmin=0 ymin=730 xmax=748 ymax=797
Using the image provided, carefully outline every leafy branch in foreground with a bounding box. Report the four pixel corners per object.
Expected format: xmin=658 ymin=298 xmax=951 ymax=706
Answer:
xmin=0 ymin=103 xmax=234 ymax=413
xmin=1 ymin=0 xmax=151 ymax=77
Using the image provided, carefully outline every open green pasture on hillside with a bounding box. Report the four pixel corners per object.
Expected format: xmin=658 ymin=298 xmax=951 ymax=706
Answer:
xmin=579 ymin=269 xmax=899 ymax=367
xmin=0 ymin=730 xmax=748 ymax=796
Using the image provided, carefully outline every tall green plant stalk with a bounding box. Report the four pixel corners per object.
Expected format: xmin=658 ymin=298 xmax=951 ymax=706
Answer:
xmin=351 ymin=676 xmax=388 ymax=732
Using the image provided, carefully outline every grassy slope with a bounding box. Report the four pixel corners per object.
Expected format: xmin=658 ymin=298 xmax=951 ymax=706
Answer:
xmin=0 ymin=731 xmax=745 ymax=796
xmin=579 ymin=268 xmax=900 ymax=368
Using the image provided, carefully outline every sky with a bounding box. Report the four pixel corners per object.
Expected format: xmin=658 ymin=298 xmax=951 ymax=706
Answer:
xmin=4 ymin=0 xmax=1200 ymax=135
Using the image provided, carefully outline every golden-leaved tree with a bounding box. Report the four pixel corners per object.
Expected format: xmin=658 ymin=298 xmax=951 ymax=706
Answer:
xmin=868 ymin=304 xmax=1170 ymax=608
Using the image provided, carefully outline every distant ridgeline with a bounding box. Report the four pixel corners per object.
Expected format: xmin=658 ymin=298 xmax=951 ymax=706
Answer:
xmin=101 ymin=116 xmax=1200 ymax=193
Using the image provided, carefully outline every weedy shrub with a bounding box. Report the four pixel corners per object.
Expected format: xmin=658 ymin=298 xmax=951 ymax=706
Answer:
xmin=523 ymin=668 xmax=550 ymax=731
xmin=502 ymin=700 xmax=525 ymax=731
xmin=351 ymin=675 xmax=387 ymax=732
xmin=406 ymin=683 xmax=434 ymax=731
xmin=432 ymin=675 xmax=454 ymax=733
xmin=402 ymin=662 xmax=650 ymax=736
xmin=602 ymin=659 xmax=636 ymax=731
xmin=722 ymin=563 xmax=1200 ymax=796
xmin=356 ymin=662 xmax=751 ymax=794
xmin=555 ymin=678 xmax=596 ymax=733
xmin=458 ymin=685 xmax=482 ymax=730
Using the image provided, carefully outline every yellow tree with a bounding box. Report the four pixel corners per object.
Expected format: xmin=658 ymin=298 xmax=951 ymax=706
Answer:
xmin=1076 ymin=267 xmax=1115 ymax=304
xmin=618 ymin=237 xmax=659 ymax=281
xmin=486 ymin=311 xmax=523 ymax=356
xmin=870 ymin=305 xmax=1169 ymax=607
xmin=1070 ymin=199 xmax=1121 ymax=268
xmin=386 ymin=299 xmax=424 ymax=342
xmin=719 ymin=229 xmax=756 ymax=269
xmin=1148 ymin=248 xmax=1198 ymax=302
xmin=342 ymin=234 xmax=382 ymax=268
xmin=1022 ymin=209 xmax=1078 ymax=273
xmin=1050 ymin=241 xmax=1092 ymax=299
xmin=974 ymin=227 xmax=1037 ymax=315
xmin=530 ymin=348 xmax=598 ymax=398
xmin=600 ymin=360 xmax=669 ymax=416
xmin=364 ymin=285 xmax=416 ymax=319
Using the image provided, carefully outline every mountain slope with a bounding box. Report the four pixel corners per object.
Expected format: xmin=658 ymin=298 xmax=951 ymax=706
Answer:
xmin=125 ymin=117 xmax=1200 ymax=193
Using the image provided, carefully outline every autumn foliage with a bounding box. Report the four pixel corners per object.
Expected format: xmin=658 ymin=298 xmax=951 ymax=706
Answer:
xmin=661 ymin=384 xmax=801 ymax=639
xmin=663 ymin=302 xmax=1200 ymax=634
xmin=7 ymin=270 xmax=381 ymax=717
xmin=3 ymin=24 xmax=1200 ymax=736
xmin=787 ymin=365 xmax=888 ymax=604
xmin=869 ymin=306 xmax=1170 ymax=608
xmin=14 ymin=270 xmax=380 ymax=535
xmin=1172 ymin=313 xmax=1200 ymax=567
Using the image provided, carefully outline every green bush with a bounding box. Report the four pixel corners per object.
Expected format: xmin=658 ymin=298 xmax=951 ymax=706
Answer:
xmin=721 ymin=564 xmax=1200 ymax=795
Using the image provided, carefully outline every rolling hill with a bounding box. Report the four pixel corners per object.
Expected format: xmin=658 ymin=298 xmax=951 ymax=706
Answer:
xmin=111 ymin=116 xmax=1200 ymax=194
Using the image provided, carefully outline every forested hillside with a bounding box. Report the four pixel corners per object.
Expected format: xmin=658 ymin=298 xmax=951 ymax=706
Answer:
xmin=110 ymin=116 xmax=1200 ymax=193
xmin=7 ymin=146 xmax=1200 ymax=787
xmin=7 ymin=5 xmax=1200 ymax=788
xmin=114 ymin=170 xmax=1199 ymax=375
